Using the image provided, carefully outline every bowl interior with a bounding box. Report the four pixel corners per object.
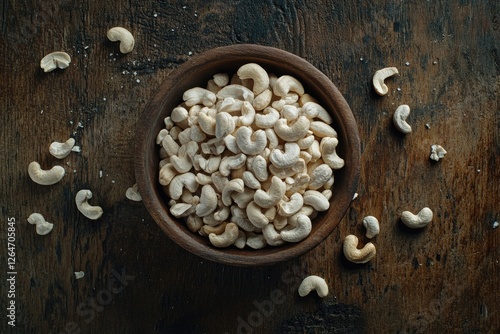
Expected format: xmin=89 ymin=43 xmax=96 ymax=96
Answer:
xmin=135 ymin=44 xmax=360 ymax=266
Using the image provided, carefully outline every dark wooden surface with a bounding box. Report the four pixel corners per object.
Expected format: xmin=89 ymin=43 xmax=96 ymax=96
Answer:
xmin=1 ymin=1 xmax=499 ymax=333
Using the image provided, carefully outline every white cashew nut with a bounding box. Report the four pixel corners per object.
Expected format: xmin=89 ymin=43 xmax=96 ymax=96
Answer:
xmin=168 ymin=173 xmax=198 ymax=200
xmin=28 ymin=161 xmax=65 ymax=185
xmin=246 ymin=201 xmax=270 ymax=228
xmin=125 ymin=184 xmax=142 ymax=201
xmin=27 ymin=213 xmax=54 ymax=235
xmin=219 ymin=153 xmax=247 ymax=177
xmin=280 ymin=214 xmax=312 ymax=242
xmin=221 ymin=179 xmax=245 ymax=206
xmin=49 ymin=138 xmax=76 ymax=159
xmin=393 ymin=104 xmax=412 ymax=134
xmin=262 ymin=223 xmax=285 ymax=246
xmin=195 ymin=185 xmax=218 ymax=217
xmin=215 ymin=112 xmax=236 ymax=139
xmin=301 ymin=102 xmax=333 ymax=123
xmin=277 ymin=193 xmax=304 ymax=217
xmin=343 ymin=235 xmax=376 ymax=264
xmin=303 ymin=190 xmax=330 ymax=211
xmin=362 ymin=216 xmax=380 ymax=238
xmin=40 ymin=52 xmax=71 ymax=72
xmin=430 ymin=145 xmax=447 ymax=161
xmin=320 ymin=137 xmax=344 ymax=169
xmin=209 ymin=223 xmax=239 ymax=248
xmin=274 ymin=116 xmax=310 ymax=142
xmin=372 ymin=67 xmax=399 ymax=96
xmin=298 ymin=275 xmax=329 ymax=298
xmin=255 ymin=107 xmax=280 ymax=129
xmin=273 ymin=75 xmax=305 ymax=96
xmin=269 ymin=143 xmax=300 ymax=169
xmin=401 ymin=207 xmax=433 ymax=228
xmin=235 ymin=126 xmax=267 ymax=155
xmin=183 ymin=88 xmax=217 ymax=107
xmin=253 ymin=176 xmax=286 ymax=208
xmin=237 ymin=63 xmax=270 ymax=95
xmin=75 ymin=189 xmax=103 ymax=220
xmin=216 ymin=84 xmax=254 ymax=102
xmin=107 ymin=27 xmax=135 ymax=54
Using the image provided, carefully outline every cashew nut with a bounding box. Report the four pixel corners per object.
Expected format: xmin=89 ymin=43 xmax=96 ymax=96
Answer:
xmin=393 ymin=104 xmax=412 ymax=134
xmin=168 ymin=173 xmax=198 ymax=200
xmin=430 ymin=145 xmax=447 ymax=161
xmin=27 ymin=213 xmax=54 ymax=235
xmin=362 ymin=216 xmax=380 ymax=238
xmin=246 ymin=233 xmax=267 ymax=249
xmin=126 ymin=183 xmax=142 ymax=201
xmin=28 ymin=161 xmax=65 ymax=185
xmin=269 ymin=143 xmax=300 ymax=169
xmin=49 ymin=138 xmax=76 ymax=159
xmin=303 ymin=190 xmax=330 ymax=211
xmin=107 ymin=27 xmax=135 ymax=54
xmin=262 ymin=224 xmax=285 ymax=246
xmin=298 ymin=275 xmax=329 ymax=298
xmin=253 ymin=176 xmax=286 ymax=208
xmin=237 ymin=63 xmax=270 ymax=95
xmin=216 ymin=84 xmax=254 ymax=102
xmin=40 ymin=51 xmax=71 ymax=72
xmin=280 ymin=214 xmax=312 ymax=242
xmin=183 ymin=88 xmax=217 ymax=107
xmin=235 ymin=126 xmax=267 ymax=155
xmin=75 ymin=189 xmax=103 ymax=220
xmin=277 ymin=193 xmax=304 ymax=217
xmin=273 ymin=75 xmax=305 ymax=96
xmin=255 ymin=107 xmax=280 ymax=129
xmin=221 ymin=179 xmax=245 ymax=206
xmin=209 ymin=223 xmax=239 ymax=248
xmin=195 ymin=185 xmax=218 ymax=217
xmin=219 ymin=153 xmax=247 ymax=177
xmin=301 ymin=102 xmax=333 ymax=123
xmin=320 ymin=137 xmax=344 ymax=169
xmin=372 ymin=67 xmax=399 ymax=96
xmin=252 ymin=89 xmax=273 ymax=110
xmin=215 ymin=112 xmax=236 ymax=139
xmin=274 ymin=116 xmax=310 ymax=142
xmin=401 ymin=207 xmax=433 ymax=228
xmin=343 ymin=235 xmax=376 ymax=264
xmin=246 ymin=201 xmax=270 ymax=228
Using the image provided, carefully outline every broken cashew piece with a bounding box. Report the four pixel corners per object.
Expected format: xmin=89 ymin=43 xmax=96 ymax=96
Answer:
xmin=362 ymin=216 xmax=380 ymax=239
xmin=298 ymin=275 xmax=329 ymax=298
xmin=107 ymin=27 xmax=135 ymax=54
xmin=49 ymin=138 xmax=76 ymax=159
xmin=74 ymin=271 xmax=85 ymax=279
xmin=393 ymin=104 xmax=412 ymax=134
xmin=430 ymin=145 xmax=447 ymax=161
xmin=343 ymin=234 xmax=376 ymax=264
xmin=75 ymin=189 xmax=103 ymax=220
xmin=372 ymin=67 xmax=399 ymax=96
xmin=28 ymin=161 xmax=65 ymax=185
xmin=40 ymin=52 xmax=71 ymax=72
xmin=27 ymin=213 xmax=54 ymax=235
xmin=125 ymin=184 xmax=142 ymax=201
xmin=401 ymin=207 xmax=433 ymax=229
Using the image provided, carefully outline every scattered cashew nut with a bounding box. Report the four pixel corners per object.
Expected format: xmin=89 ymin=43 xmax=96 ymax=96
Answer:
xmin=28 ymin=161 xmax=65 ymax=185
xmin=125 ymin=184 xmax=142 ymax=201
xmin=298 ymin=275 xmax=329 ymax=298
xmin=27 ymin=213 xmax=54 ymax=235
xmin=75 ymin=189 xmax=103 ymax=220
xmin=401 ymin=207 xmax=433 ymax=228
xmin=393 ymin=104 xmax=412 ymax=134
xmin=372 ymin=67 xmax=399 ymax=96
xmin=343 ymin=234 xmax=376 ymax=264
xmin=49 ymin=138 xmax=76 ymax=159
xmin=362 ymin=216 xmax=380 ymax=239
xmin=40 ymin=52 xmax=71 ymax=72
xmin=107 ymin=27 xmax=135 ymax=54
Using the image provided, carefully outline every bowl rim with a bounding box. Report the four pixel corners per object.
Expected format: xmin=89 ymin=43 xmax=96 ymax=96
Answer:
xmin=135 ymin=44 xmax=360 ymax=266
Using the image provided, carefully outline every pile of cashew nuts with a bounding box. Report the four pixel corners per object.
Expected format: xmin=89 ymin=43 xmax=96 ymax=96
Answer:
xmin=156 ymin=63 xmax=344 ymax=249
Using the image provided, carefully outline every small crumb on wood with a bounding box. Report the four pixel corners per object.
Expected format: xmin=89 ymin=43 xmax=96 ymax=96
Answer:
xmin=74 ymin=271 xmax=84 ymax=279
xmin=493 ymin=221 xmax=499 ymax=229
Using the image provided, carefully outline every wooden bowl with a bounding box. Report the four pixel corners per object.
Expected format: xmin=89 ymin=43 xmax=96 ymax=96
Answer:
xmin=135 ymin=44 xmax=360 ymax=266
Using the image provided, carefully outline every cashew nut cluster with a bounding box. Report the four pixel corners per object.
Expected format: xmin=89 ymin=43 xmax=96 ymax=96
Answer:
xmin=155 ymin=63 xmax=344 ymax=249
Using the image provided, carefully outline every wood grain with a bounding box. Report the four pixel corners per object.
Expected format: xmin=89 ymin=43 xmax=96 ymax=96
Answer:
xmin=0 ymin=0 xmax=498 ymax=333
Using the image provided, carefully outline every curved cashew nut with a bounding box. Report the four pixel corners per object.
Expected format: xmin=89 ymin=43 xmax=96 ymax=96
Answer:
xmin=171 ymin=106 xmax=189 ymax=123
xmin=393 ymin=104 xmax=412 ymax=134
xmin=125 ymin=183 xmax=142 ymax=201
xmin=28 ymin=161 xmax=65 ymax=185
xmin=343 ymin=235 xmax=376 ymax=264
xmin=303 ymin=190 xmax=330 ymax=211
xmin=186 ymin=215 xmax=203 ymax=233
xmin=235 ymin=126 xmax=267 ymax=155
xmin=264 ymin=128 xmax=279 ymax=150
xmin=250 ymin=155 xmax=269 ymax=182
xmin=49 ymin=138 xmax=76 ymax=159
xmin=215 ymin=112 xmax=236 ymax=139
xmin=232 ymin=188 xmax=256 ymax=209
xmin=254 ymin=176 xmax=286 ymax=208
xmin=242 ymin=171 xmax=261 ymax=190
xmin=168 ymin=173 xmax=198 ymax=200
xmin=27 ymin=213 xmax=54 ymax=235
xmin=216 ymin=84 xmax=254 ymax=102
xmin=401 ymin=207 xmax=433 ymax=228
xmin=246 ymin=201 xmax=270 ymax=228
xmin=159 ymin=163 xmax=178 ymax=186
xmin=372 ymin=67 xmax=399 ymax=96
xmin=221 ymin=179 xmax=245 ymax=206
xmin=255 ymin=107 xmax=280 ymax=129
xmin=219 ymin=153 xmax=247 ymax=177
xmin=301 ymin=102 xmax=333 ymax=124
xmin=309 ymin=121 xmax=337 ymax=138
xmin=297 ymin=134 xmax=315 ymax=149
xmin=161 ymin=135 xmax=180 ymax=157
xmin=270 ymin=142 xmax=300 ymax=168
xmin=238 ymin=101 xmax=256 ymax=126
xmin=107 ymin=27 xmax=135 ymax=54
xmin=298 ymin=275 xmax=329 ymax=298
xmin=253 ymin=89 xmax=273 ymax=111
xmin=198 ymin=155 xmax=222 ymax=174
xmin=320 ymin=137 xmax=345 ymax=169
xmin=246 ymin=233 xmax=267 ymax=249
xmin=223 ymin=135 xmax=241 ymax=154
xmin=280 ymin=214 xmax=312 ymax=242
xmin=75 ymin=189 xmax=103 ymax=220
xmin=237 ymin=63 xmax=270 ymax=95
xmin=197 ymin=112 xmax=216 ymax=135
xmin=262 ymin=223 xmax=285 ymax=246
xmin=363 ymin=216 xmax=380 ymax=238
xmin=170 ymin=203 xmax=195 ymax=218
xmin=273 ymin=75 xmax=305 ymax=96
xmin=183 ymin=87 xmax=217 ymax=107
xmin=209 ymin=223 xmax=239 ymax=248
xmin=308 ymin=164 xmax=333 ymax=190
xmin=213 ymin=73 xmax=229 ymax=87
xmin=40 ymin=51 xmax=71 ymax=72
xmin=269 ymin=159 xmax=305 ymax=179
xmin=278 ymin=193 xmax=304 ymax=217
xmin=274 ymin=116 xmax=310 ymax=142
xmin=195 ymin=185 xmax=218 ymax=217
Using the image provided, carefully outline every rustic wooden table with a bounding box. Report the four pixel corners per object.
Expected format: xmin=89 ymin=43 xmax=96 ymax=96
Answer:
xmin=1 ymin=1 xmax=499 ymax=333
